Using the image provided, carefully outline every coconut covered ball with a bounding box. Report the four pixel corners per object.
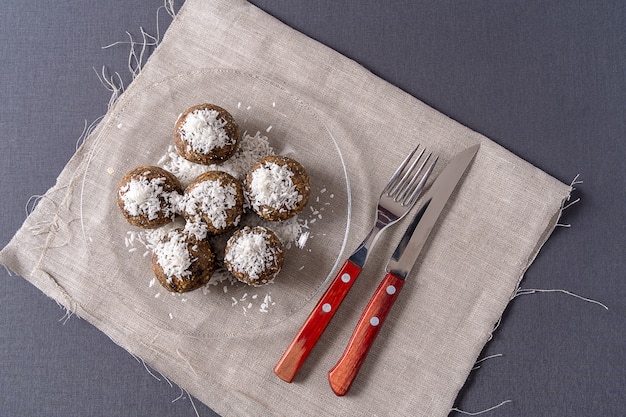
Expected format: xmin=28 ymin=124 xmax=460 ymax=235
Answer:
xmin=151 ymin=228 xmax=216 ymax=293
xmin=224 ymin=226 xmax=285 ymax=286
xmin=181 ymin=171 xmax=244 ymax=236
xmin=245 ymin=155 xmax=310 ymax=221
xmin=174 ymin=103 xmax=240 ymax=165
xmin=117 ymin=166 xmax=182 ymax=229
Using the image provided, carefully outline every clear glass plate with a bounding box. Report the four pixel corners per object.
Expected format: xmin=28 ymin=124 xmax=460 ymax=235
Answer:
xmin=83 ymin=69 xmax=351 ymax=337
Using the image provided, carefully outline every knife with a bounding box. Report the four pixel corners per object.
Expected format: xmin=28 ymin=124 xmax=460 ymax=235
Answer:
xmin=327 ymin=143 xmax=480 ymax=396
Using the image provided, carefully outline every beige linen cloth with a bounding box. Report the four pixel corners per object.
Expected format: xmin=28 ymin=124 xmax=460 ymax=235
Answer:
xmin=1 ymin=0 xmax=572 ymax=416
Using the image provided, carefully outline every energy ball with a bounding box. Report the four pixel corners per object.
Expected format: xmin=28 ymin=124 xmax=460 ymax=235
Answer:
xmin=245 ymin=155 xmax=310 ymax=221
xmin=224 ymin=226 xmax=285 ymax=286
xmin=174 ymin=103 xmax=239 ymax=165
xmin=151 ymin=228 xmax=216 ymax=293
xmin=117 ymin=166 xmax=182 ymax=229
xmin=181 ymin=171 xmax=244 ymax=236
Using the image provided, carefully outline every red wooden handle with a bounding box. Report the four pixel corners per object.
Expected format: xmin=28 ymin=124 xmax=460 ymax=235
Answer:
xmin=274 ymin=259 xmax=362 ymax=382
xmin=328 ymin=272 xmax=405 ymax=396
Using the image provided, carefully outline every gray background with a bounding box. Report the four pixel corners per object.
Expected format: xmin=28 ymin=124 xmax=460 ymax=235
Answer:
xmin=1 ymin=1 xmax=623 ymax=416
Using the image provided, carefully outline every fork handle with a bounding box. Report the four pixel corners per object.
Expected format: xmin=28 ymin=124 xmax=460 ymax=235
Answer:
xmin=274 ymin=259 xmax=362 ymax=382
xmin=328 ymin=272 xmax=405 ymax=396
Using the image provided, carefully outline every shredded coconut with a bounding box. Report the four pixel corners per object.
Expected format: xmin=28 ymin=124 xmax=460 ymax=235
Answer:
xmin=225 ymin=227 xmax=282 ymax=282
xmin=179 ymin=108 xmax=234 ymax=154
xmin=161 ymin=131 xmax=273 ymax=186
xmin=297 ymin=231 xmax=310 ymax=249
xmin=118 ymin=173 xmax=179 ymax=220
xmin=153 ymin=229 xmax=194 ymax=281
xmin=217 ymin=131 xmax=274 ymax=181
xmin=245 ymin=215 xmax=305 ymax=250
xmin=182 ymin=179 xmax=238 ymax=232
xmin=248 ymin=162 xmax=302 ymax=214
xmin=259 ymin=293 xmax=274 ymax=313
xmin=182 ymin=218 xmax=209 ymax=241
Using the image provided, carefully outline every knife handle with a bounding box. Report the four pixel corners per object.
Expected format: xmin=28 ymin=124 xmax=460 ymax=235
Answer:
xmin=274 ymin=259 xmax=362 ymax=382
xmin=328 ymin=272 xmax=405 ymax=396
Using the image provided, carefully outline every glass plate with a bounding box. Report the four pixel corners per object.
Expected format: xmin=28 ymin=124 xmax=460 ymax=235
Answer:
xmin=83 ymin=69 xmax=351 ymax=337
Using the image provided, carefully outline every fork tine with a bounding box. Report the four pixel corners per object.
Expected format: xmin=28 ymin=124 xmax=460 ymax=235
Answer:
xmin=395 ymin=152 xmax=432 ymax=202
xmin=406 ymin=156 xmax=437 ymax=206
xmin=389 ymin=147 xmax=426 ymax=197
xmin=383 ymin=144 xmax=421 ymax=194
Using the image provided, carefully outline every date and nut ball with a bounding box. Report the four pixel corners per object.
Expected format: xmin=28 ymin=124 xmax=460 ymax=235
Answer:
xmin=174 ymin=103 xmax=240 ymax=165
xmin=224 ymin=226 xmax=285 ymax=286
xmin=117 ymin=166 xmax=182 ymax=229
xmin=181 ymin=171 xmax=244 ymax=236
xmin=151 ymin=228 xmax=216 ymax=293
xmin=245 ymin=155 xmax=310 ymax=221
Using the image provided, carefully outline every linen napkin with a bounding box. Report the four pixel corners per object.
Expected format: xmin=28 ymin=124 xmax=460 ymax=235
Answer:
xmin=0 ymin=0 xmax=571 ymax=416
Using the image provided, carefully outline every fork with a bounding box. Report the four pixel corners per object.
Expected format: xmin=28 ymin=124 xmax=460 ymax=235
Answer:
xmin=274 ymin=144 xmax=436 ymax=382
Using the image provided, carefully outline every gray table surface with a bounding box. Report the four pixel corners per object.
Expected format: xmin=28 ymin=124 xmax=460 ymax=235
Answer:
xmin=1 ymin=1 xmax=624 ymax=416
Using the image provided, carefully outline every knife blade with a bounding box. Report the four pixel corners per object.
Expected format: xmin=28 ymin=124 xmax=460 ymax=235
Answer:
xmin=327 ymin=144 xmax=480 ymax=396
